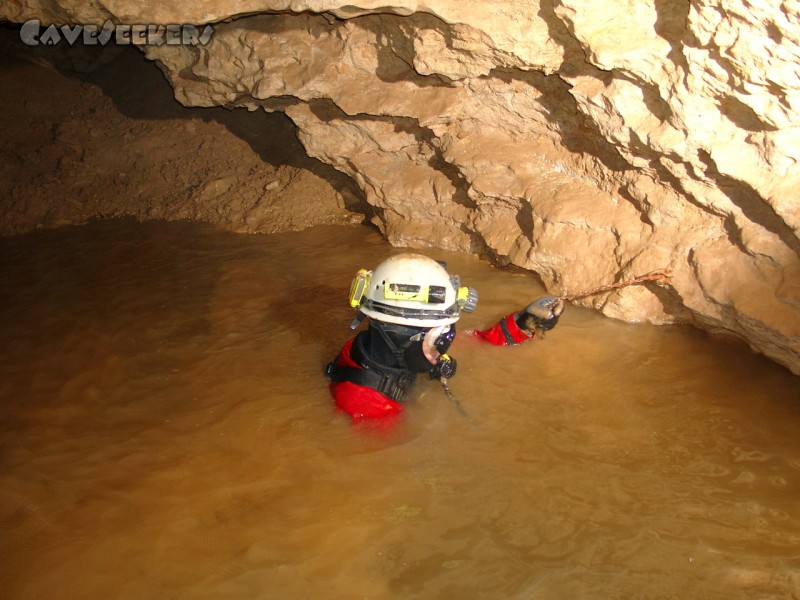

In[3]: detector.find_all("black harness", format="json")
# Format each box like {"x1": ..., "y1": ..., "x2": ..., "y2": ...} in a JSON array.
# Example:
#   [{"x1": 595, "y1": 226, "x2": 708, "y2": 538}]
[
  {"x1": 499, "y1": 316, "x2": 519, "y2": 346},
  {"x1": 325, "y1": 322, "x2": 423, "y2": 402}
]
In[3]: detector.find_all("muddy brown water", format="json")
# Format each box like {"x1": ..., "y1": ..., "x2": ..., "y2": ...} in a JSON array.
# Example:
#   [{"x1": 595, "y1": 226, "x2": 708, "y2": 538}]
[{"x1": 0, "y1": 220, "x2": 798, "y2": 599}]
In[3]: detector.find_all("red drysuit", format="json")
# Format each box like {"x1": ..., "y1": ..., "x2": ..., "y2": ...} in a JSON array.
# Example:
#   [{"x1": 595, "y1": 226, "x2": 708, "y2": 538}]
[
  {"x1": 470, "y1": 313, "x2": 534, "y2": 346},
  {"x1": 329, "y1": 314, "x2": 535, "y2": 421},
  {"x1": 328, "y1": 337, "x2": 405, "y2": 421}
]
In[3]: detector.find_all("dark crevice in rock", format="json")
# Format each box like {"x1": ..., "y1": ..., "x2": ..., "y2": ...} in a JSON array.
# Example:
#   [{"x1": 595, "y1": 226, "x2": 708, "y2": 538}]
[
  {"x1": 428, "y1": 155, "x2": 476, "y2": 210},
  {"x1": 614, "y1": 72, "x2": 675, "y2": 123},
  {"x1": 356, "y1": 14, "x2": 455, "y2": 87},
  {"x1": 615, "y1": 186, "x2": 657, "y2": 229},
  {"x1": 653, "y1": 0, "x2": 691, "y2": 77},
  {"x1": 646, "y1": 157, "x2": 794, "y2": 265},
  {"x1": 721, "y1": 213, "x2": 758, "y2": 256},
  {"x1": 307, "y1": 97, "x2": 481, "y2": 246},
  {"x1": 696, "y1": 149, "x2": 800, "y2": 257},
  {"x1": 765, "y1": 20, "x2": 784, "y2": 43},
  {"x1": 717, "y1": 95, "x2": 775, "y2": 132},
  {"x1": 307, "y1": 98, "x2": 476, "y2": 212},
  {"x1": 647, "y1": 280, "x2": 694, "y2": 322},
  {"x1": 623, "y1": 135, "x2": 723, "y2": 220},
  {"x1": 515, "y1": 200, "x2": 534, "y2": 237},
  {"x1": 230, "y1": 12, "x2": 338, "y2": 40},
  {"x1": 681, "y1": 20, "x2": 779, "y2": 132},
  {"x1": 536, "y1": 0, "x2": 591, "y2": 71},
  {"x1": 492, "y1": 66, "x2": 632, "y2": 173}
]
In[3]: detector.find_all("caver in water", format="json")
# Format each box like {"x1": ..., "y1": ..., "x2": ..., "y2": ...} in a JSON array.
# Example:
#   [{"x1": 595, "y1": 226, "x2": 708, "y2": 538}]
[{"x1": 325, "y1": 254, "x2": 478, "y2": 421}]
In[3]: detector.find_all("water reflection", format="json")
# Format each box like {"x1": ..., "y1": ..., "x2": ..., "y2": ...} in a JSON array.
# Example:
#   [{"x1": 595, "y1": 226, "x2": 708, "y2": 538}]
[{"x1": 0, "y1": 220, "x2": 798, "y2": 599}]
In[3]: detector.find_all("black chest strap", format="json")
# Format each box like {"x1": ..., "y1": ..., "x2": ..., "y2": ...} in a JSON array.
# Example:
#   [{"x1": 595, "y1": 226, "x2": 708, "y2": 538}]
[
  {"x1": 325, "y1": 362, "x2": 414, "y2": 402},
  {"x1": 325, "y1": 332, "x2": 416, "y2": 402}
]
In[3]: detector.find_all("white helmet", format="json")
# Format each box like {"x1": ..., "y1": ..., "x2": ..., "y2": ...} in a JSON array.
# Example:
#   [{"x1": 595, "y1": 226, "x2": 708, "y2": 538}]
[{"x1": 350, "y1": 253, "x2": 476, "y2": 327}]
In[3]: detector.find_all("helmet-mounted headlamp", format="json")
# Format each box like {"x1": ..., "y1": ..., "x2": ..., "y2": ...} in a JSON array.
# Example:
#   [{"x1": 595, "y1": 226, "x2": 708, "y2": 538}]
[
  {"x1": 349, "y1": 268, "x2": 371, "y2": 308},
  {"x1": 347, "y1": 254, "x2": 478, "y2": 327}
]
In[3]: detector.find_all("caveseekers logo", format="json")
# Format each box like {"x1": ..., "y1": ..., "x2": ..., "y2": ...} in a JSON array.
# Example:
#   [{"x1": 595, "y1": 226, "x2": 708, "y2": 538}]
[{"x1": 20, "y1": 19, "x2": 214, "y2": 47}]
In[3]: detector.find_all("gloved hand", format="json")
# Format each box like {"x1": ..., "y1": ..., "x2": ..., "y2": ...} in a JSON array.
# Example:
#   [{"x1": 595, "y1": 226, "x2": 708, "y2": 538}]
[
  {"x1": 516, "y1": 296, "x2": 565, "y2": 333},
  {"x1": 430, "y1": 354, "x2": 457, "y2": 379}
]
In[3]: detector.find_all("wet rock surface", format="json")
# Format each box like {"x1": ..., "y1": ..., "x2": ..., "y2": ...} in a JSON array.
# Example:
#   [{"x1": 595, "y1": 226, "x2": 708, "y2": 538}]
[{"x1": 1, "y1": 2, "x2": 798, "y2": 374}]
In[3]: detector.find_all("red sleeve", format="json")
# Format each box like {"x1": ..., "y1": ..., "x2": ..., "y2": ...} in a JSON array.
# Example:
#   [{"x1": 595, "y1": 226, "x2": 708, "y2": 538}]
[{"x1": 471, "y1": 313, "x2": 534, "y2": 346}]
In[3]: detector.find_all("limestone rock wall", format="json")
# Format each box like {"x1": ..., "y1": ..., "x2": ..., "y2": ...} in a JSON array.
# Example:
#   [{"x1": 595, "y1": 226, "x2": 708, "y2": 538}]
[{"x1": 3, "y1": 1, "x2": 799, "y2": 374}]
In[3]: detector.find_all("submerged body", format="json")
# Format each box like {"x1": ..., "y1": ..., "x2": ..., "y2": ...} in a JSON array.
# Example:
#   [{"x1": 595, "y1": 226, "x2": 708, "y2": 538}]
[
  {"x1": 326, "y1": 261, "x2": 564, "y2": 420},
  {"x1": 325, "y1": 254, "x2": 471, "y2": 421}
]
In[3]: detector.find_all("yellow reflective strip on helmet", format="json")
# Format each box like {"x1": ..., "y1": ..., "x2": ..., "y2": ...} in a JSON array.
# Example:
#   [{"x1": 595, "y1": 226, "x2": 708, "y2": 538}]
[{"x1": 384, "y1": 283, "x2": 428, "y2": 302}]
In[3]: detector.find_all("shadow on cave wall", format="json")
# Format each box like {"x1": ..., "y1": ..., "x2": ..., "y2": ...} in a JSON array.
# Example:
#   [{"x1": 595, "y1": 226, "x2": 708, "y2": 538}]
[
  {"x1": 0, "y1": 24, "x2": 368, "y2": 217},
  {"x1": 533, "y1": 2, "x2": 800, "y2": 260}
]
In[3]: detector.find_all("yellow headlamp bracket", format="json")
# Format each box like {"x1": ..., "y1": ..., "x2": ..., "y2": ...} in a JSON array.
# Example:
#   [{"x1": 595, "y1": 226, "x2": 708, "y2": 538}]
[{"x1": 349, "y1": 269, "x2": 371, "y2": 308}]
